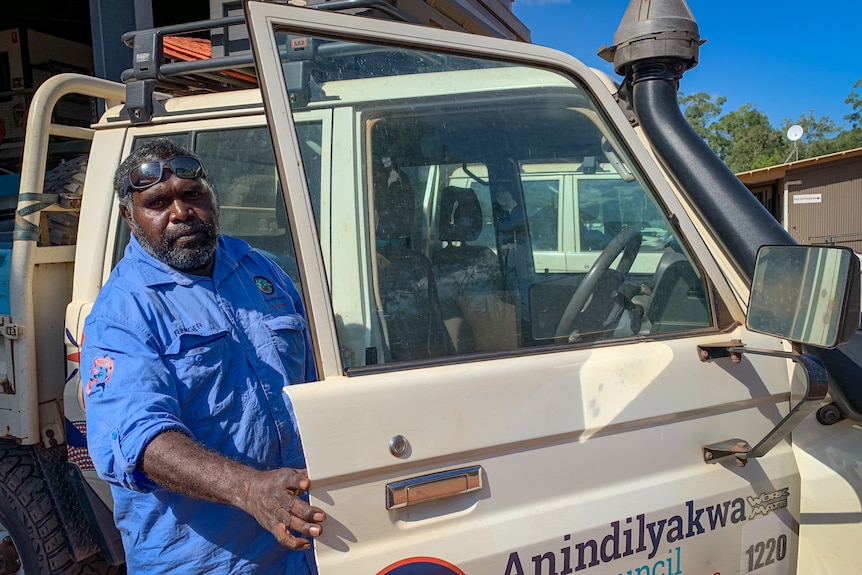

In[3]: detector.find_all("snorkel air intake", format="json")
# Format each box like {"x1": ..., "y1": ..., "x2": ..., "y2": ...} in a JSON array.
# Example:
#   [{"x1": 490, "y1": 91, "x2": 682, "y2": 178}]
[
  {"x1": 601, "y1": 0, "x2": 862, "y2": 421},
  {"x1": 600, "y1": 0, "x2": 793, "y2": 284}
]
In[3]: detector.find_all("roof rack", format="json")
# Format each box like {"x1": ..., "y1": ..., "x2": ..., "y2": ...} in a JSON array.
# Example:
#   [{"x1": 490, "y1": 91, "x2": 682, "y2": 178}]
[{"x1": 121, "y1": 0, "x2": 417, "y2": 124}]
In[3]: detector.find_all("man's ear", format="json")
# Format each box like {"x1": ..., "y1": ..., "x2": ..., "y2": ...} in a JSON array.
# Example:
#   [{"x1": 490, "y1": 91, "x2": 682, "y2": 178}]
[{"x1": 119, "y1": 203, "x2": 133, "y2": 228}]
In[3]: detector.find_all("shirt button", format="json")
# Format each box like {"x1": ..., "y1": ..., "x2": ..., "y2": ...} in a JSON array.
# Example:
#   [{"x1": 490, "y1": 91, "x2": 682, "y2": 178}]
[{"x1": 111, "y1": 430, "x2": 118, "y2": 440}]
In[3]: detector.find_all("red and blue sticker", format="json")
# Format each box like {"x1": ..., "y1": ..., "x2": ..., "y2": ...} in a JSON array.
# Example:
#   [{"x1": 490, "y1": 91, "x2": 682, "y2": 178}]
[
  {"x1": 377, "y1": 557, "x2": 465, "y2": 575},
  {"x1": 85, "y1": 356, "x2": 114, "y2": 395}
]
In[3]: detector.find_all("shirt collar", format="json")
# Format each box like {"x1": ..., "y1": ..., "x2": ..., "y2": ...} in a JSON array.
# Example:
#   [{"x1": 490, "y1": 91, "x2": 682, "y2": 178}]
[{"x1": 125, "y1": 234, "x2": 247, "y2": 287}]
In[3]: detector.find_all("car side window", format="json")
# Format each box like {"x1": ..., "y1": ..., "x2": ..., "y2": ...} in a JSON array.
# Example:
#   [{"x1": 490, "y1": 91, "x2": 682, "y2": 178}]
[
  {"x1": 194, "y1": 127, "x2": 299, "y2": 281},
  {"x1": 271, "y1": 33, "x2": 715, "y2": 370},
  {"x1": 115, "y1": 125, "x2": 324, "y2": 297}
]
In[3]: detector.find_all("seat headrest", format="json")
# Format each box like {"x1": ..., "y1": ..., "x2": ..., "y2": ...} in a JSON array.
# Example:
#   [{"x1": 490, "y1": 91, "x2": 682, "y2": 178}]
[
  {"x1": 375, "y1": 167, "x2": 415, "y2": 241},
  {"x1": 438, "y1": 186, "x2": 483, "y2": 243},
  {"x1": 228, "y1": 173, "x2": 276, "y2": 205}
]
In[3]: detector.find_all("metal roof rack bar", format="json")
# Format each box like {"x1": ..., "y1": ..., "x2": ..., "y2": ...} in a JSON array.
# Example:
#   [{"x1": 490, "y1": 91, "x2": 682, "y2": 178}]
[
  {"x1": 121, "y1": 16, "x2": 247, "y2": 48},
  {"x1": 120, "y1": 0, "x2": 416, "y2": 124}
]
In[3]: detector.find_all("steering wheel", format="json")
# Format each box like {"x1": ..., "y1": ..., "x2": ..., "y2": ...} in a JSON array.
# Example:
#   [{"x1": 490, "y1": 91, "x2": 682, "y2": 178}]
[{"x1": 555, "y1": 226, "x2": 643, "y2": 340}]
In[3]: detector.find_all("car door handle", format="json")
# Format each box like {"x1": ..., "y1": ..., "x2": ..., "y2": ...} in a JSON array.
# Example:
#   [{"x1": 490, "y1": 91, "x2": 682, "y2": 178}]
[{"x1": 386, "y1": 465, "x2": 482, "y2": 510}]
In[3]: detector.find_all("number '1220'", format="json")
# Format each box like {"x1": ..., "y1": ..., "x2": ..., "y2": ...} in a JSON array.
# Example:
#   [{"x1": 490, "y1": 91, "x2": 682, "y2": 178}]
[{"x1": 745, "y1": 534, "x2": 787, "y2": 572}]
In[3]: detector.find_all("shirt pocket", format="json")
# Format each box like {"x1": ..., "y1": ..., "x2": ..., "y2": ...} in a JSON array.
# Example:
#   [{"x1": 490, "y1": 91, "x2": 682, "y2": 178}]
[
  {"x1": 165, "y1": 328, "x2": 243, "y2": 429},
  {"x1": 263, "y1": 313, "x2": 310, "y2": 382}
]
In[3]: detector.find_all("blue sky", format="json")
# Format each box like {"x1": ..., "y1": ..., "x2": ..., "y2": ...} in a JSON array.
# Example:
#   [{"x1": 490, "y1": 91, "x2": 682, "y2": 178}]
[{"x1": 513, "y1": 1, "x2": 862, "y2": 133}]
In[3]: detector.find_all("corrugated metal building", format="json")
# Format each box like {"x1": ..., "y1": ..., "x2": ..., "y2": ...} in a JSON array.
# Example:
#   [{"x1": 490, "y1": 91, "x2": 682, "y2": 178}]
[{"x1": 736, "y1": 147, "x2": 862, "y2": 250}]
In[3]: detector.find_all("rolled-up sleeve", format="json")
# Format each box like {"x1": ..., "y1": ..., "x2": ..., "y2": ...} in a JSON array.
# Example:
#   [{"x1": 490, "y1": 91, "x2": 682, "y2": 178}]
[{"x1": 82, "y1": 314, "x2": 189, "y2": 492}]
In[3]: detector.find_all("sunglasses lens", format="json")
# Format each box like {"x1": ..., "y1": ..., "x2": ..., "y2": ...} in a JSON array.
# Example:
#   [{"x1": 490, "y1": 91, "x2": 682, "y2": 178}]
[
  {"x1": 127, "y1": 156, "x2": 204, "y2": 192},
  {"x1": 170, "y1": 157, "x2": 203, "y2": 179},
  {"x1": 129, "y1": 162, "x2": 163, "y2": 188}
]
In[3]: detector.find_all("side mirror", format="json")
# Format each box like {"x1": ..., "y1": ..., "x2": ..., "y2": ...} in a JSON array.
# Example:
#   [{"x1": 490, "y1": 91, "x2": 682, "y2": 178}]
[{"x1": 747, "y1": 245, "x2": 861, "y2": 349}]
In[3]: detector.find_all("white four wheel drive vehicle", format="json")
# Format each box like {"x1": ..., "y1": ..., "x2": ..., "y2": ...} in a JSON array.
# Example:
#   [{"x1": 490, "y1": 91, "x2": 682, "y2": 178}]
[{"x1": 2, "y1": 1, "x2": 862, "y2": 573}]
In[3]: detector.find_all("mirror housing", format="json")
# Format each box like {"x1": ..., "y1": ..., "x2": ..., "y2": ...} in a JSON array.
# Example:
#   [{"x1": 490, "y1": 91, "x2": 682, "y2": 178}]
[{"x1": 747, "y1": 245, "x2": 861, "y2": 349}]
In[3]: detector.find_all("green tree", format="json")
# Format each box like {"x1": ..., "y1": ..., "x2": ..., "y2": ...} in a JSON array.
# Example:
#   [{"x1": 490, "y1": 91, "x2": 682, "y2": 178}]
[
  {"x1": 833, "y1": 127, "x2": 862, "y2": 151},
  {"x1": 679, "y1": 92, "x2": 726, "y2": 141},
  {"x1": 709, "y1": 104, "x2": 783, "y2": 172},
  {"x1": 837, "y1": 80, "x2": 862, "y2": 151},
  {"x1": 679, "y1": 93, "x2": 783, "y2": 171},
  {"x1": 779, "y1": 112, "x2": 842, "y2": 160},
  {"x1": 678, "y1": 82, "x2": 862, "y2": 172},
  {"x1": 845, "y1": 79, "x2": 862, "y2": 130}
]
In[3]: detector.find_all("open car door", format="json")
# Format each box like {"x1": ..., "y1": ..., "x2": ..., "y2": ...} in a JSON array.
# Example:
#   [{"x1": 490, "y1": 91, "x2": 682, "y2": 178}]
[{"x1": 246, "y1": 2, "x2": 806, "y2": 573}]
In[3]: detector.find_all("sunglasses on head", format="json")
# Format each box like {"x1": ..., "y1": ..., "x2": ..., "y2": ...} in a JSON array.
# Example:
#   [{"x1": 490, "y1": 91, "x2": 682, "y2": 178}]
[{"x1": 127, "y1": 156, "x2": 206, "y2": 192}]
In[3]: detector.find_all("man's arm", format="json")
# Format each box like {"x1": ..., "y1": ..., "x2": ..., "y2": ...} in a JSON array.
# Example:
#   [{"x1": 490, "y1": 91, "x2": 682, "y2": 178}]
[{"x1": 140, "y1": 430, "x2": 325, "y2": 550}]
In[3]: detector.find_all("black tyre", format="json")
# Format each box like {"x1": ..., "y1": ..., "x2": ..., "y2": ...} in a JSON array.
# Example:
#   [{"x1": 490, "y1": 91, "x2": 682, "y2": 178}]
[
  {"x1": 0, "y1": 444, "x2": 124, "y2": 575},
  {"x1": 43, "y1": 156, "x2": 87, "y2": 198}
]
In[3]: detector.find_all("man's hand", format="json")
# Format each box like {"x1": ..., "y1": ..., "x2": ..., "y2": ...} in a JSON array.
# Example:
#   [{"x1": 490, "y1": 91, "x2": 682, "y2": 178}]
[
  {"x1": 242, "y1": 468, "x2": 326, "y2": 550},
  {"x1": 141, "y1": 431, "x2": 325, "y2": 550}
]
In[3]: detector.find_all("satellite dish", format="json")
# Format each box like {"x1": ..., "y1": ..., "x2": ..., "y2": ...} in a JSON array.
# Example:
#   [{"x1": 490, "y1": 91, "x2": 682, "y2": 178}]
[{"x1": 787, "y1": 124, "x2": 804, "y2": 141}]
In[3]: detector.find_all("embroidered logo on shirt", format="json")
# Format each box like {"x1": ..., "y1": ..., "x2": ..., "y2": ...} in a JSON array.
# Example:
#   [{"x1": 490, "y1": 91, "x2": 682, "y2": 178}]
[
  {"x1": 254, "y1": 276, "x2": 275, "y2": 295},
  {"x1": 86, "y1": 356, "x2": 114, "y2": 395}
]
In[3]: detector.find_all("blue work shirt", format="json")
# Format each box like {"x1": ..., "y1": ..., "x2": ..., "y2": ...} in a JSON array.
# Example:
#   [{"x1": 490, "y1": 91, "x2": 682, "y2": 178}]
[{"x1": 82, "y1": 234, "x2": 317, "y2": 574}]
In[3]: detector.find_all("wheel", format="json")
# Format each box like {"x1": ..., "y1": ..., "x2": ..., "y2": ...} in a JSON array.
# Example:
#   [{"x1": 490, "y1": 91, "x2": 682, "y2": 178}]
[
  {"x1": 555, "y1": 226, "x2": 642, "y2": 340},
  {"x1": 0, "y1": 445, "x2": 124, "y2": 575}
]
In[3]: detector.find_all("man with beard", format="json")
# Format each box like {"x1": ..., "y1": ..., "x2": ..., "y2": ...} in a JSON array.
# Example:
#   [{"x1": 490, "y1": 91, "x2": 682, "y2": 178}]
[{"x1": 81, "y1": 139, "x2": 325, "y2": 574}]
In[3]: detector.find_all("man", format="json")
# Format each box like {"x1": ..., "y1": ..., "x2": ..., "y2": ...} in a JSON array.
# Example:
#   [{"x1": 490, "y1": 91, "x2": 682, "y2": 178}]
[{"x1": 82, "y1": 138, "x2": 325, "y2": 574}]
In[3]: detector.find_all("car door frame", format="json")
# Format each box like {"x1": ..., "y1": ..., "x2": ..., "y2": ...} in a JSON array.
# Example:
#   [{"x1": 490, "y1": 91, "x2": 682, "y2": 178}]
[{"x1": 246, "y1": 4, "x2": 803, "y2": 575}]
